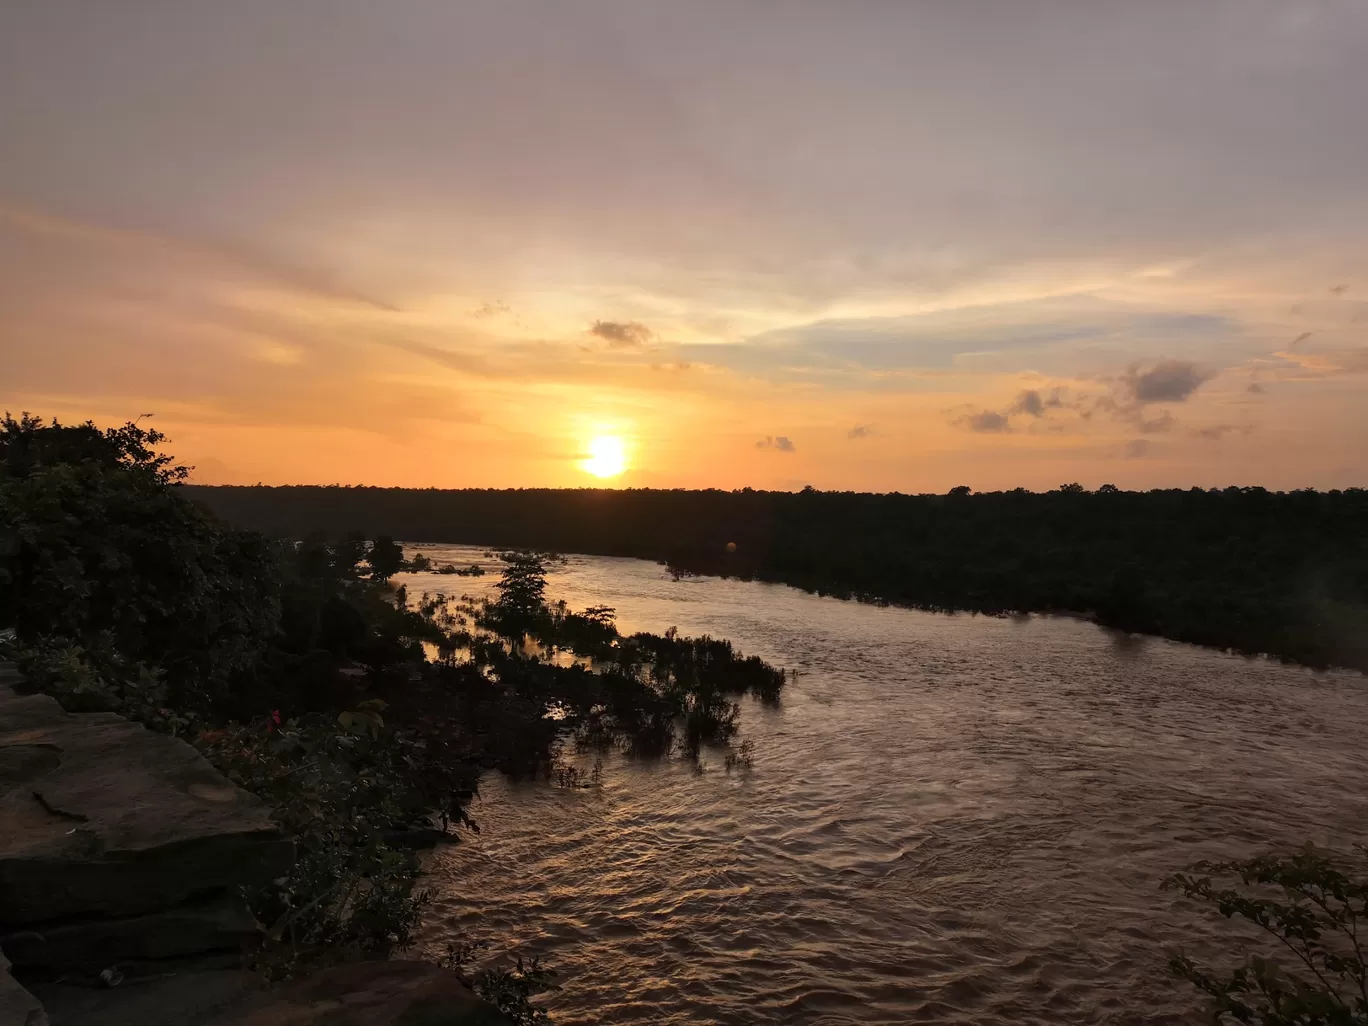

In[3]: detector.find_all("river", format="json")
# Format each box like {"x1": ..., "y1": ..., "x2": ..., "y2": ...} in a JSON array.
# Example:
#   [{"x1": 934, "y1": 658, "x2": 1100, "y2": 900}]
[{"x1": 396, "y1": 544, "x2": 1368, "y2": 1025}]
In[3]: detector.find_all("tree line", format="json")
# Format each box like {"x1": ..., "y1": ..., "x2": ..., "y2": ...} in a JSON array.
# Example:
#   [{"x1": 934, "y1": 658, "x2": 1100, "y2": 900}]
[{"x1": 189, "y1": 482, "x2": 1368, "y2": 673}]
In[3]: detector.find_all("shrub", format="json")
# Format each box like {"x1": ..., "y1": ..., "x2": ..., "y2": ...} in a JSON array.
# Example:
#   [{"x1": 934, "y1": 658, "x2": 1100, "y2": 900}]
[{"x1": 1165, "y1": 845, "x2": 1368, "y2": 1024}]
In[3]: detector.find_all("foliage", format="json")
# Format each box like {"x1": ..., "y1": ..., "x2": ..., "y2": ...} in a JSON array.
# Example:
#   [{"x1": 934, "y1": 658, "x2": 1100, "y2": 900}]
[
  {"x1": 200, "y1": 708, "x2": 440, "y2": 974},
  {"x1": 366, "y1": 534, "x2": 405, "y2": 582},
  {"x1": 1, "y1": 413, "x2": 281, "y2": 718},
  {"x1": 188, "y1": 482, "x2": 1368, "y2": 672},
  {"x1": 441, "y1": 941, "x2": 557, "y2": 1026},
  {"x1": 1165, "y1": 845, "x2": 1368, "y2": 1024},
  {"x1": 488, "y1": 551, "x2": 554, "y2": 633},
  {"x1": 0, "y1": 413, "x2": 469, "y2": 974}
]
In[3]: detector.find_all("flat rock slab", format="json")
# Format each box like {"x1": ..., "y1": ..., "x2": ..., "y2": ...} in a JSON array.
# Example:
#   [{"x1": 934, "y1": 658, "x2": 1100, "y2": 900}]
[
  {"x1": 3, "y1": 896, "x2": 257, "y2": 971},
  {"x1": 0, "y1": 665, "x2": 292, "y2": 925},
  {"x1": 28, "y1": 970, "x2": 263, "y2": 1026},
  {"x1": 31, "y1": 963, "x2": 507, "y2": 1026},
  {"x1": 211, "y1": 961, "x2": 509, "y2": 1026}
]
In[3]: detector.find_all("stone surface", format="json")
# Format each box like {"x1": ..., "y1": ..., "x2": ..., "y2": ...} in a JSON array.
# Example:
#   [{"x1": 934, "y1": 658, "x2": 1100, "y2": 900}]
[
  {"x1": 2, "y1": 897, "x2": 257, "y2": 971},
  {"x1": 30, "y1": 963, "x2": 507, "y2": 1026},
  {"x1": 1, "y1": 950, "x2": 47, "y2": 1026},
  {"x1": 0, "y1": 666, "x2": 293, "y2": 927},
  {"x1": 210, "y1": 961, "x2": 509, "y2": 1026},
  {"x1": 28, "y1": 970, "x2": 264, "y2": 1026}
]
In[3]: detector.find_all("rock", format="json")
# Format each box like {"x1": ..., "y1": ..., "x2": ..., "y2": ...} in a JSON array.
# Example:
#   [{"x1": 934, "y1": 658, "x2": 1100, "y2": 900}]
[
  {"x1": 29, "y1": 963, "x2": 508, "y2": 1026},
  {"x1": 2, "y1": 896, "x2": 257, "y2": 972},
  {"x1": 209, "y1": 961, "x2": 509, "y2": 1026},
  {"x1": 1, "y1": 950, "x2": 47, "y2": 1026},
  {"x1": 27, "y1": 970, "x2": 264, "y2": 1026},
  {"x1": 0, "y1": 669, "x2": 292, "y2": 928}
]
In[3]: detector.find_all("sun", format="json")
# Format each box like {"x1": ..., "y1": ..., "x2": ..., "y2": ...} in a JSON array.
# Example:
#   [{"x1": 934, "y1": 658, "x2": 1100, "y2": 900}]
[{"x1": 581, "y1": 434, "x2": 628, "y2": 479}]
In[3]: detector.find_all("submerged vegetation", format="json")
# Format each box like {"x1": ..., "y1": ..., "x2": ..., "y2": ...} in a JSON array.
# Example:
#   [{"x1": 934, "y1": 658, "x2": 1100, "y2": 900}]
[{"x1": 0, "y1": 413, "x2": 783, "y2": 994}]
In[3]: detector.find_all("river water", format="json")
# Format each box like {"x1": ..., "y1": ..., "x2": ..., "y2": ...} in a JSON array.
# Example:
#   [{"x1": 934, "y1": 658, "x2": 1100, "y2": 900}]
[{"x1": 398, "y1": 545, "x2": 1368, "y2": 1026}]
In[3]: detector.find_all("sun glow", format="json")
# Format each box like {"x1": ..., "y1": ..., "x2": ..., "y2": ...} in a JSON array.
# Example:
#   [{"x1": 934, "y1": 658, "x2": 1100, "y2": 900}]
[{"x1": 581, "y1": 434, "x2": 628, "y2": 479}]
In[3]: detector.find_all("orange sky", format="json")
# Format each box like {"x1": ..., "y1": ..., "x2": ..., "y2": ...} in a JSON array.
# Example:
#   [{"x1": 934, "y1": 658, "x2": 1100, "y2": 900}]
[{"x1": 2, "y1": 3, "x2": 1365, "y2": 491}]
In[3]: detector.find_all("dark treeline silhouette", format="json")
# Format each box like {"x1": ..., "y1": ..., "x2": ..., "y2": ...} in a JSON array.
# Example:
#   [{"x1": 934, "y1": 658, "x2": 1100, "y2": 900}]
[{"x1": 189, "y1": 483, "x2": 1368, "y2": 673}]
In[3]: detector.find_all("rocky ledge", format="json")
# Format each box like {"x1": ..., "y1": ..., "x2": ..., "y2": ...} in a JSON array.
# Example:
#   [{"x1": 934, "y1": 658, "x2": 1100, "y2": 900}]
[
  {"x1": 27, "y1": 960, "x2": 506, "y2": 1026},
  {"x1": 0, "y1": 661, "x2": 292, "y2": 978}
]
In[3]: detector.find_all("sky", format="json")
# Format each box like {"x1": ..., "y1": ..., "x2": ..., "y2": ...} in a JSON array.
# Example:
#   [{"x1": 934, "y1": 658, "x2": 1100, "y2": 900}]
[{"x1": 2, "y1": 1, "x2": 1366, "y2": 492}]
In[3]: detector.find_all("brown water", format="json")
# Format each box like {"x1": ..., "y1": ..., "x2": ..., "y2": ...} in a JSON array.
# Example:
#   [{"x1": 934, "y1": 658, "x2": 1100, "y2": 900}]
[{"x1": 398, "y1": 545, "x2": 1368, "y2": 1025}]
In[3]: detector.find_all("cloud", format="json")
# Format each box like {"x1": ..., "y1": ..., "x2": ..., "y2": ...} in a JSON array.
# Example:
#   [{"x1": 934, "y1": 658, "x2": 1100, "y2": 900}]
[
  {"x1": 756, "y1": 435, "x2": 796, "y2": 452},
  {"x1": 848, "y1": 424, "x2": 873, "y2": 439},
  {"x1": 1291, "y1": 331, "x2": 1313, "y2": 347},
  {"x1": 962, "y1": 410, "x2": 1011, "y2": 433},
  {"x1": 1192, "y1": 423, "x2": 1249, "y2": 440},
  {"x1": 708, "y1": 303, "x2": 1237, "y2": 387},
  {"x1": 1138, "y1": 411, "x2": 1174, "y2": 434},
  {"x1": 1122, "y1": 359, "x2": 1214, "y2": 403},
  {"x1": 1123, "y1": 439, "x2": 1153, "y2": 460},
  {"x1": 1010, "y1": 388, "x2": 1066, "y2": 418},
  {"x1": 1247, "y1": 382, "x2": 1266, "y2": 393},
  {"x1": 1330, "y1": 284, "x2": 1349, "y2": 295},
  {"x1": 471, "y1": 301, "x2": 511, "y2": 319},
  {"x1": 1013, "y1": 390, "x2": 1045, "y2": 417},
  {"x1": 590, "y1": 320, "x2": 654, "y2": 348}
]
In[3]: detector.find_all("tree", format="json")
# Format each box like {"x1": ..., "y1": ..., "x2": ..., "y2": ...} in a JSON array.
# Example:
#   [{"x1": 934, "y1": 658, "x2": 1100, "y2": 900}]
[
  {"x1": 494, "y1": 551, "x2": 549, "y2": 620},
  {"x1": 366, "y1": 536, "x2": 405, "y2": 582},
  {"x1": 0, "y1": 413, "x2": 280, "y2": 717},
  {"x1": 1059, "y1": 482, "x2": 1086, "y2": 494}
]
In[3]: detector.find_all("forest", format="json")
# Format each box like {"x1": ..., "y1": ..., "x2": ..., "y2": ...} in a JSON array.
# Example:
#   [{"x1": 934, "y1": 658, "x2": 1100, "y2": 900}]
[{"x1": 191, "y1": 483, "x2": 1368, "y2": 673}]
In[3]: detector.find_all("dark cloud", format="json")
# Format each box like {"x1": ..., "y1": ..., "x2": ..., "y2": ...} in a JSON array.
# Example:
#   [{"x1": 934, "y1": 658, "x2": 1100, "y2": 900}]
[
  {"x1": 1330, "y1": 284, "x2": 1349, "y2": 295},
  {"x1": 963, "y1": 410, "x2": 1010, "y2": 433},
  {"x1": 1247, "y1": 382, "x2": 1266, "y2": 393},
  {"x1": 1123, "y1": 439, "x2": 1153, "y2": 460},
  {"x1": 756, "y1": 435, "x2": 796, "y2": 452},
  {"x1": 1010, "y1": 388, "x2": 1066, "y2": 418},
  {"x1": 1014, "y1": 390, "x2": 1045, "y2": 417},
  {"x1": 590, "y1": 320, "x2": 653, "y2": 348},
  {"x1": 1291, "y1": 331, "x2": 1313, "y2": 347},
  {"x1": 1122, "y1": 359, "x2": 1214, "y2": 403},
  {"x1": 848, "y1": 424, "x2": 872, "y2": 439}
]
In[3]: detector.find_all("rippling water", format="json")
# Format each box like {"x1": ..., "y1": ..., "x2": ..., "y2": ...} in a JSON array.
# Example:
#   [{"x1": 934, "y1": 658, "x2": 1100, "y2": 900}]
[{"x1": 398, "y1": 545, "x2": 1368, "y2": 1025}]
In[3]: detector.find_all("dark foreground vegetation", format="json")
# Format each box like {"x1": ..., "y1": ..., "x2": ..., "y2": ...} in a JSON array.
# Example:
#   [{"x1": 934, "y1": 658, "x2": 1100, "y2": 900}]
[
  {"x1": 0, "y1": 414, "x2": 780, "y2": 1019},
  {"x1": 190, "y1": 483, "x2": 1368, "y2": 673}
]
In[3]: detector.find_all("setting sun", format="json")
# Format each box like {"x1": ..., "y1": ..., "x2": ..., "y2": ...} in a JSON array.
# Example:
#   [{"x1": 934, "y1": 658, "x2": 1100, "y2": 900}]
[{"x1": 581, "y1": 434, "x2": 628, "y2": 479}]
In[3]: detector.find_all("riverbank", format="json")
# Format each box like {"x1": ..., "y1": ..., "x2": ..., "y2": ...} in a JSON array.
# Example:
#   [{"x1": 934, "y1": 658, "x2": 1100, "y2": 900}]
[{"x1": 187, "y1": 484, "x2": 1368, "y2": 674}]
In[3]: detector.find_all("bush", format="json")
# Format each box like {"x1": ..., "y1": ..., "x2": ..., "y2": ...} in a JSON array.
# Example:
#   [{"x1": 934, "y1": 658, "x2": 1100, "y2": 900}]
[{"x1": 1165, "y1": 845, "x2": 1368, "y2": 1024}]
